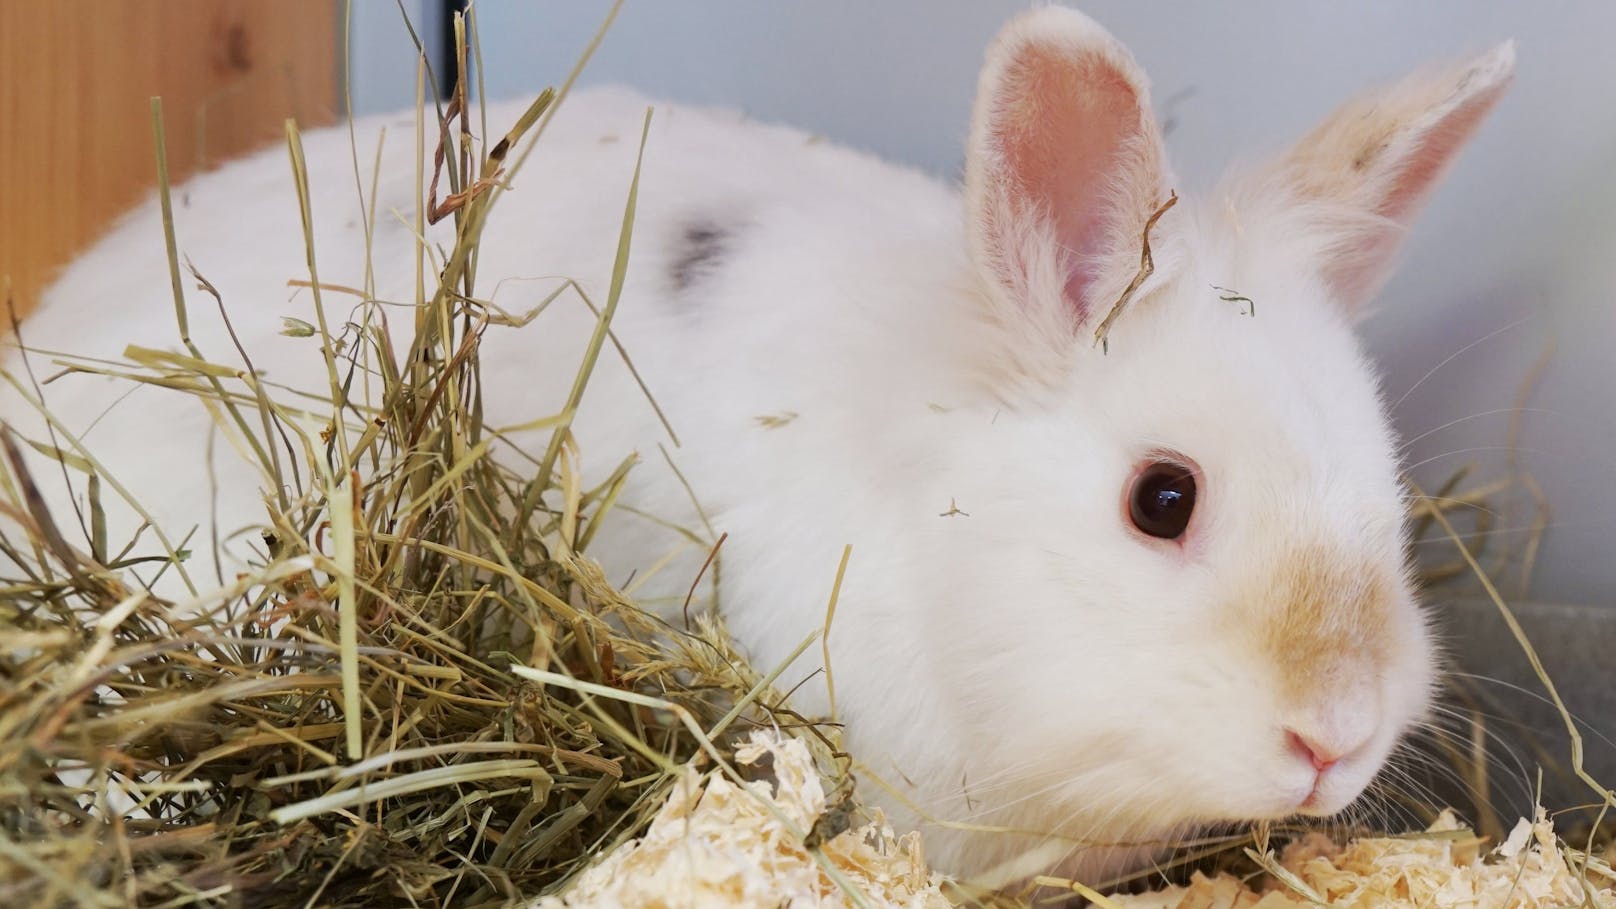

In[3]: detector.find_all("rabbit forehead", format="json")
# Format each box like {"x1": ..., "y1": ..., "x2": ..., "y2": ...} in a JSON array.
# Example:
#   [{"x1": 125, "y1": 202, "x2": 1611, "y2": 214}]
[
  {"x1": 1074, "y1": 281, "x2": 1397, "y2": 488},
  {"x1": 1089, "y1": 195, "x2": 1400, "y2": 460}
]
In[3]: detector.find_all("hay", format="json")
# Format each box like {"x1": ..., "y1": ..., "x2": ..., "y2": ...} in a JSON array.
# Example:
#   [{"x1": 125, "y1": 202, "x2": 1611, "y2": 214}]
[
  {"x1": 0, "y1": 7, "x2": 865, "y2": 907},
  {"x1": 0, "y1": 5, "x2": 1609, "y2": 908}
]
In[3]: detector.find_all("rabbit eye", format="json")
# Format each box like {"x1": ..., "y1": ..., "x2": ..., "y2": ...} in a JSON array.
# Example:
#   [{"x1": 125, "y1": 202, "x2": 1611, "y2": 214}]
[{"x1": 1128, "y1": 461, "x2": 1197, "y2": 540}]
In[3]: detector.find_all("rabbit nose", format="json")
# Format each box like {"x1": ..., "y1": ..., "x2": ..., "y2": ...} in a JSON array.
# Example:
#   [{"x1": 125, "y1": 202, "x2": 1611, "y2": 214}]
[
  {"x1": 1283, "y1": 680, "x2": 1379, "y2": 774},
  {"x1": 1285, "y1": 729, "x2": 1342, "y2": 772}
]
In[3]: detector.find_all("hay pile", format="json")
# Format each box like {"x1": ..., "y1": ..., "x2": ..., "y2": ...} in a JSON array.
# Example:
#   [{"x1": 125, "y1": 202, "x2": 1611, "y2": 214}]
[
  {"x1": 0, "y1": 7, "x2": 1610, "y2": 909},
  {"x1": 0, "y1": 9, "x2": 869, "y2": 906}
]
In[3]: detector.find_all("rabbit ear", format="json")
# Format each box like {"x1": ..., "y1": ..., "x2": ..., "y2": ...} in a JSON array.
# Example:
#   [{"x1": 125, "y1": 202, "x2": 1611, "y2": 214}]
[
  {"x1": 1271, "y1": 43, "x2": 1514, "y2": 313},
  {"x1": 965, "y1": 8, "x2": 1172, "y2": 341}
]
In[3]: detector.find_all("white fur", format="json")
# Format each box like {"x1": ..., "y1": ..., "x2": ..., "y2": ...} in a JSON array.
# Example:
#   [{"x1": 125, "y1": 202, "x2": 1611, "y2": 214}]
[{"x1": 1, "y1": 8, "x2": 1511, "y2": 885}]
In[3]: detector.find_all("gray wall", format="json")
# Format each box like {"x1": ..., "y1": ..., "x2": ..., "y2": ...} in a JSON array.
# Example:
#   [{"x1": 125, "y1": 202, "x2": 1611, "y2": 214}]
[
  {"x1": 348, "y1": 0, "x2": 436, "y2": 114},
  {"x1": 352, "y1": 2, "x2": 1616, "y2": 607}
]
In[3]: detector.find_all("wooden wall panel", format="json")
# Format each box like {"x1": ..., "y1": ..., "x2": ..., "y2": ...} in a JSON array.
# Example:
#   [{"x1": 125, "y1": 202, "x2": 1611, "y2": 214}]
[{"x1": 0, "y1": 1, "x2": 339, "y2": 318}]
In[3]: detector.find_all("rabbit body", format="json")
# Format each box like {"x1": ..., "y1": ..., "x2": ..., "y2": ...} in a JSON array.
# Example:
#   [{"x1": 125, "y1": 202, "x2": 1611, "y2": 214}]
[{"x1": 2, "y1": 9, "x2": 1514, "y2": 883}]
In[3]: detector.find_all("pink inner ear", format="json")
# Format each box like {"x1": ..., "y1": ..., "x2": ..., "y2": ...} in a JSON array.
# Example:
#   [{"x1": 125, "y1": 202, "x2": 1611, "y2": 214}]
[
  {"x1": 1326, "y1": 86, "x2": 1508, "y2": 308},
  {"x1": 994, "y1": 46, "x2": 1143, "y2": 318},
  {"x1": 1379, "y1": 103, "x2": 1496, "y2": 225}
]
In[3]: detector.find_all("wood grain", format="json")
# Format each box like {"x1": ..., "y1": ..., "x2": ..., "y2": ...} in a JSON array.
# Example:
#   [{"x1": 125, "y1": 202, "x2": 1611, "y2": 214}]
[{"x1": 0, "y1": 1, "x2": 339, "y2": 319}]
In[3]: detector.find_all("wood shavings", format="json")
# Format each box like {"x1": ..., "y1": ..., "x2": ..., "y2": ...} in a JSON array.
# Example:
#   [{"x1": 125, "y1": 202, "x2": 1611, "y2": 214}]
[
  {"x1": 532, "y1": 731, "x2": 951, "y2": 908},
  {"x1": 1113, "y1": 810, "x2": 1614, "y2": 909}
]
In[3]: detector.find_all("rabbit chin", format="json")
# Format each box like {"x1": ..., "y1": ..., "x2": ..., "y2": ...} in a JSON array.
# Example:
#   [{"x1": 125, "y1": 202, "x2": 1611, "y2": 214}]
[
  {"x1": 899, "y1": 703, "x2": 1417, "y2": 886},
  {"x1": 914, "y1": 784, "x2": 1366, "y2": 888}
]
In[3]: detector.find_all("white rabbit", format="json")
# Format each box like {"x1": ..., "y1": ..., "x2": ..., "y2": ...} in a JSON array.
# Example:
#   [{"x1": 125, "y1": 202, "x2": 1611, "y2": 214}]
[{"x1": 2, "y1": 7, "x2": 1512, "y2": 885}]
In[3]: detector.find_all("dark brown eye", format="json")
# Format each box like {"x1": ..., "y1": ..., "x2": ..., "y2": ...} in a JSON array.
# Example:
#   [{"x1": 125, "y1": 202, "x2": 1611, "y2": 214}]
[{"x1": 1129, "y1": 461, "x2": 1197, "y2": 540}]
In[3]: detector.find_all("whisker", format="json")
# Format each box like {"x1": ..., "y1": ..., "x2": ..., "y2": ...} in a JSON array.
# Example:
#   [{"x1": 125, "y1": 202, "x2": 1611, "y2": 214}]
[
  {"x1": 1398, "y1": 407, "x2": 1564, "y2": 454},
  {"x1": 1390, "y1": 315, "x2": 1535, "y2": 412},
  {"x1": 1402, "y1": 445, "x2": 1559, "y2": 474}
]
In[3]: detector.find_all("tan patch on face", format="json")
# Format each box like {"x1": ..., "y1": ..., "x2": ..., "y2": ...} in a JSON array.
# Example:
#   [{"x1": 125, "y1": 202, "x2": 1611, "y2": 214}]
[{"x1": 1253, "y1": 545, "x2": 1402, "y2": 705}]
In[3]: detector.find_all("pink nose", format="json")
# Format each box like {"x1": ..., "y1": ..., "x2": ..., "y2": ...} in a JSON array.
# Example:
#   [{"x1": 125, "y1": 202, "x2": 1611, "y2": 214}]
[{"x1": 1286, "y1": 729, "x2": 1341, "y2": 773}]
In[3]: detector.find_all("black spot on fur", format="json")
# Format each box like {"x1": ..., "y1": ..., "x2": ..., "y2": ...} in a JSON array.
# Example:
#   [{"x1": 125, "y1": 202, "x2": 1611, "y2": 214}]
[{"x1": 669, "y1": 221, "x2": 729, "y2": 292}]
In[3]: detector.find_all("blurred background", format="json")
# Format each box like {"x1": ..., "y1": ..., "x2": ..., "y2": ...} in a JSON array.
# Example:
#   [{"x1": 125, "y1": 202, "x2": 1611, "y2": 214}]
[{"x1": 4, "y1": 1, "x2": 1612, "y2": 822}]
